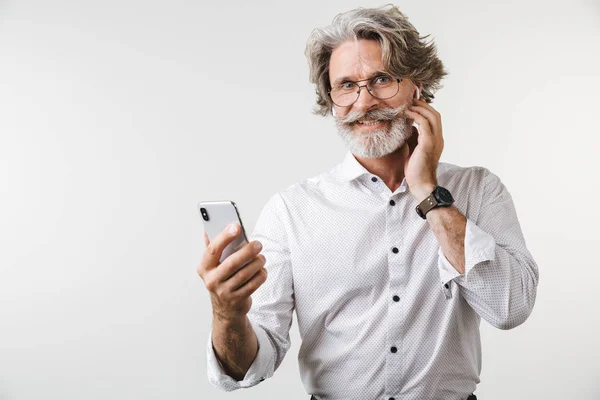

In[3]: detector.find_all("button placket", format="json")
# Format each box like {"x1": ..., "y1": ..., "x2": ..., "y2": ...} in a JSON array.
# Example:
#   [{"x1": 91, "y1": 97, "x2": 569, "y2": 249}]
[{"x1": 385, "y1": 196, "x2": 404, "y2": 396}]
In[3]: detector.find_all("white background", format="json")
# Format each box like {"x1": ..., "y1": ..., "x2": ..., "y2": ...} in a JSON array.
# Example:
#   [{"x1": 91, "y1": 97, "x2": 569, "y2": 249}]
[{"x1": 1, "y1": 0, "x2": 599, "y2": 399}]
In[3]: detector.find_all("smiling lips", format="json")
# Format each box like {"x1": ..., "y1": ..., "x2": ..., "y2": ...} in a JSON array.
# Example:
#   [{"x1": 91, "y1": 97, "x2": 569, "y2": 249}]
[
  {"x1": 354, "y1": 119, "x2": 390, "y2": 128},
  {"x1": 357, "y1": 119, "x2": 383, "y2": 125}
]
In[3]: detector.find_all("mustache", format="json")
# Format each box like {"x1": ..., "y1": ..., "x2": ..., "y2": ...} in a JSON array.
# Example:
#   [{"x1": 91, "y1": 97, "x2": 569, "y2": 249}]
[{"x1": 339, "y1": 105, "x2": 409, "y2": 125}]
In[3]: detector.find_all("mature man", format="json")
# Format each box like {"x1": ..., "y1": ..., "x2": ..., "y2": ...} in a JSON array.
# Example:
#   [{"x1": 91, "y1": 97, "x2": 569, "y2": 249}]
[{"x1": 198, "y1": 5, "x2": 539, "y2": 400}]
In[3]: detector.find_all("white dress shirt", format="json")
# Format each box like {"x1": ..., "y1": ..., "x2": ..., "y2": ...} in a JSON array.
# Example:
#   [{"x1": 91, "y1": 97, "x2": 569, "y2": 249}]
[{"x1": 206, "y1": 151, "x2": 539, "y2": 400}]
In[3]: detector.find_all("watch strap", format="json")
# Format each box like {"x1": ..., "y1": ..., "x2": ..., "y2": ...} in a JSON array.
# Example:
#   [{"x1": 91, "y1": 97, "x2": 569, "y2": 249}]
[
  {"x1": 415, "y1": 186, "x2": 454, "y2": 219},
  {"x1": 416, "y1": 193, "x2": 439, "y2": 219}
]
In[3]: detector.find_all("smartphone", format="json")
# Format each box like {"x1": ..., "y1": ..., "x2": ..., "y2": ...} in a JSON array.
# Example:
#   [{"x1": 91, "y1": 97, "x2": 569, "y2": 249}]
[{"x1": 198, "y1": 201, "x2": 249, "y2": 263}]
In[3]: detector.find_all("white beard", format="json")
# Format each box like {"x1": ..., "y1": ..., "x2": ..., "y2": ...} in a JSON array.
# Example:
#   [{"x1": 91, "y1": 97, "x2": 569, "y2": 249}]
[{"x1": 334, "y1": 105, "x2": 413, "y2": 159}]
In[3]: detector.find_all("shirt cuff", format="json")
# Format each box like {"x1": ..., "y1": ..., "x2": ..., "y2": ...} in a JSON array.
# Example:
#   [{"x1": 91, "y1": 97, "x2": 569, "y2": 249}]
[
  {"x1": 437, "y1": 218, "x2": 496, "y2": 295},
  {"x1": 206, "y1": 319, "x2": 275, "y2": 391}
]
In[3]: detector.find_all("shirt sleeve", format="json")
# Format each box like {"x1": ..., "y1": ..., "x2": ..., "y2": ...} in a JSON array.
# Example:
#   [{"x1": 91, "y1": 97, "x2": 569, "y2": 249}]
[
  {"x1": 205, "y1": 193, "x2": 295, "y2": 390},
  {"x1": 206, "y1": 319, "x2": 275, "y2": 391},
  {"x1": 436, "y1": 168, "x2": 539, "y2": 330}
]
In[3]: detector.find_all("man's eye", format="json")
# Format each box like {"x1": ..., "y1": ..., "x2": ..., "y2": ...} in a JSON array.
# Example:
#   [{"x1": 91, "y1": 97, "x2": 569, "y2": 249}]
[{"x1": 373, "y1": 75, "x2": 392, "y2": 84}]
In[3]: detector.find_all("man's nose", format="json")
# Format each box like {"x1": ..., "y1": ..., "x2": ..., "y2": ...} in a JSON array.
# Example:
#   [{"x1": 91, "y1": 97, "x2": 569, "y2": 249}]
[{"x1": 352, "y1": 86, "x2": 379, "y2": 111}]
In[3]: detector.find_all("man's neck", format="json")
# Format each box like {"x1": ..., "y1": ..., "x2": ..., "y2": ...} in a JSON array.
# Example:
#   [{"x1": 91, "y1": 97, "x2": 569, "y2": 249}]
[{"x1": 354, "y1": 142, "x2": 410, "y2": 193}]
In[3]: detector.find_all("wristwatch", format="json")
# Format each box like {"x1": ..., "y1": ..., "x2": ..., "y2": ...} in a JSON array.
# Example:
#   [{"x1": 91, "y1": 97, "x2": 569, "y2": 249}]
[{"x1": 415, "y1": 186, "x2": 454, "y2": 219}]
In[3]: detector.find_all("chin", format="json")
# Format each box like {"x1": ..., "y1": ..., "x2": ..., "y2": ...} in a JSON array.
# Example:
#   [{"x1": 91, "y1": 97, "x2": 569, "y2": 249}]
[{"x1": 350, "y1": 138, "x2": 406, "y2": 159}]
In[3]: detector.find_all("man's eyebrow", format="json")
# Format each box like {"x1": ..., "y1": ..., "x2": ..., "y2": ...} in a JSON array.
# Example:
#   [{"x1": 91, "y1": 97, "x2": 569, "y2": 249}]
[{"x1": 331, "y1": 72, "x2": 387, "y2": 87}]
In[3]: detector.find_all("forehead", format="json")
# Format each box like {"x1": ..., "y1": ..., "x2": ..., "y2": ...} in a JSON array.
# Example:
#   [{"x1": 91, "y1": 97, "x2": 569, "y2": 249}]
[{"x1": 329, "y1": 39, "x2": 385, "y2": 83}]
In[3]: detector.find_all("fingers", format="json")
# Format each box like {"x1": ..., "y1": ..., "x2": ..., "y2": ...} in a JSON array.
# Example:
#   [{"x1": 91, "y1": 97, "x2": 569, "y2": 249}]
[
  {"x1": 409, "y1": 106, "x2": 438, "y2": 127},
  {"x1": 214, "y1": 240, "x2": 264, "y2": 283},
  {"x1": 412, "y1": 98, "x2": 440, "y2": 117},
  {"x1": 406, "y1": 99, "x2": 443, "y2": 140},
  {"x1": 200, "y1": 223, "x2": 242, "y2": 272},
  {"x1": 234, "y1": 264, "x2": 268, "y2": 298},
  {"x1": 197, "y1": 225, "x2": 268, "y2": 321},
  {"x1": 405, "y1": 109, "x2": 432, "y2": 139},
  {"x1": 201, "y1": 250, "x2": 267, "y2": 305},
  {"x1": 225, "y1": 254, "x2": 267, "y2": 291}
]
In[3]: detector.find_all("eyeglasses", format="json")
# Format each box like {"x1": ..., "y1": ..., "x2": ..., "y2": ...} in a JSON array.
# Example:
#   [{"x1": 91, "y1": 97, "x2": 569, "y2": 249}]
[{"x1": 328, "y1": 74, "x2": 402, "y2": 107}]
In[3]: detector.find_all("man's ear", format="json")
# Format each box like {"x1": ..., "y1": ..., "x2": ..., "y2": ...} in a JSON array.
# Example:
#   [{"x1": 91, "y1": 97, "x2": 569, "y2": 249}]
[{"x1": 414, "y1": 83, "x2": 424, "y2": 100}]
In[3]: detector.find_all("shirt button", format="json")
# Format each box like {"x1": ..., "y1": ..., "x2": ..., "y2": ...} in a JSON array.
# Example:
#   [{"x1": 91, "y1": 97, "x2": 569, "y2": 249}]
[
  {"x1": 371, "y1": 176, "x2": 378, "y2": 182},
  {"x1": 444, "y1": 283, "x2": 449, "y2": 289},
  {"x1": 389, "y1": 398, "x2": 396, "y2": 400},
  {"x1": 390, "y1": 346, "x2": 398, "y2": 353},
  {"x1": 392, "y1": 247, "x2": 399, "y2": 254},
  {"x1": 393, "y1": 295, "x2": 400, "y2": 302},
  {"x1": 389, "y1": 199, "x2": 396, "y2": 206}
]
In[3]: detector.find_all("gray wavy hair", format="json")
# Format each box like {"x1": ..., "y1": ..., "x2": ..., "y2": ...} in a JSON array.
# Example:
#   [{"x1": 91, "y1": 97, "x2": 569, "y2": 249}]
[{"x1": 305, "y1": 4, "x2": 448, "y2": 116}]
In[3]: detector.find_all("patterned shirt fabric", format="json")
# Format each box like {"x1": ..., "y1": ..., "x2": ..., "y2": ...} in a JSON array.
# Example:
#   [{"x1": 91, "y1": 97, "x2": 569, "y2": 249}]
[{"x1": 206, "y1": 151, "x2": 539, "y2": 400}]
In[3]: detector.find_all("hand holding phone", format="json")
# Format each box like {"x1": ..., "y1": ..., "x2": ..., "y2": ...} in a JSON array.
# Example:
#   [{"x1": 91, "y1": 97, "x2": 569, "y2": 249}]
[{"x1": 197, "y1": 201, "x2": 267, "y2": 321}]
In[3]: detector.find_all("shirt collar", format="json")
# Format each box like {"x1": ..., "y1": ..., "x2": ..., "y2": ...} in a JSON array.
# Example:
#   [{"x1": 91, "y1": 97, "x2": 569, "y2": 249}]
[
  {"x1": 338, "y1": 150, "x2": 408, "y2": 192},
  {"x1": 339, "y1": 151, "x2": 371, "y2": 182}
]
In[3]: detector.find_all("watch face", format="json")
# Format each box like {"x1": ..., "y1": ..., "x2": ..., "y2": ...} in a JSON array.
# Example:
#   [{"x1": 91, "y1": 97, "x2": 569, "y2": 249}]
[{"x1": 435, "y1": 187, "x2": 454, "y2": 204}]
